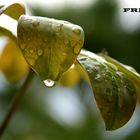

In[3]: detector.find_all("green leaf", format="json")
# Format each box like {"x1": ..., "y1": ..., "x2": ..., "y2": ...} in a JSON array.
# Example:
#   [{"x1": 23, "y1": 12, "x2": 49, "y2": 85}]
[
  {"x1": 17, "y1": 15, "x2": 84, "y2": 86},
  {"x1": 99, "y1": 54, "x2": 140, "y2": 103},
  {"x1": 78, "y1": 50, "x2": 137, "y2": 130},
  {"x1": 0, "y1": 2, "x2": 25, "y2": 20}
]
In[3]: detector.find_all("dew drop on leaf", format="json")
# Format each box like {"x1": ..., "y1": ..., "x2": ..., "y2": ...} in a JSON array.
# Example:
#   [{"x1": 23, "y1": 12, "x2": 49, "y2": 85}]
[
  {"x1": 70, "y1": 64, "x2": 75, "y2": 69},
  {"x1": 20, "y1": 44, "x2": 26, "y2": 50},
  {"x1": 17, "y1": 15, "x2": 84, "y2": 81},
  {"x1": 43, "y1": 79, "x2": 55, "y2": 87},
  {"x1": 29, "y1": 49, "x2": 34, "y2": 53},
  {"x1": 32, "y1": 21, "x2": 40, "y2": 27},
  {"x1": 28, "y1": 59, "x2": 35, "y2": 66},
  {"x1": 73, "y1": 44, "x2": 80, "y2": 54},
  {"x1": 94, "y1": 74, "x2": 101, "y2": 81},
  {"x1": 72, "y1": 27, "x2": 81, "y2": 35},
  {"x1": 37, "y1": 49, "x2": 43, "y2": 56}
]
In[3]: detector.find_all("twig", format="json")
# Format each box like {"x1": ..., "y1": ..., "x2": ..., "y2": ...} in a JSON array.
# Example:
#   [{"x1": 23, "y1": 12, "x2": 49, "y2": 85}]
[{"x1": 0, "y1": 69, "x2": 34, "y2": 138}]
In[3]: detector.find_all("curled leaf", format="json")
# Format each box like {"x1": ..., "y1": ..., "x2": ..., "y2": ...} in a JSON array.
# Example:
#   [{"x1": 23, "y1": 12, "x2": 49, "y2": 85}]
[
  {"x1": 0, "y1": 2, "x2": 25, "y2": 20},
  {"x1": 78, "y1": 50, "x2": 137, "y2": 130},
  {"x1": 17, "y1": 15, "x2": 84, "y2": 85},
  {"x1": 99, "y1": 54, "x2": 140, "y2": 104}
]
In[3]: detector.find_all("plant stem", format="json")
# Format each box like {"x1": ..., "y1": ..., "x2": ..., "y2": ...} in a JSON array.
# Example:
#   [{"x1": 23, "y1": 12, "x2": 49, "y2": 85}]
[{"x1": 0, "y1": 69, "x2": 34, "y2": 138}]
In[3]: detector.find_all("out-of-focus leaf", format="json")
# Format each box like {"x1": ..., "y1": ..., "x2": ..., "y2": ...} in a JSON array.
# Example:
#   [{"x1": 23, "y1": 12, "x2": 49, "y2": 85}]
[
  {"x1": 0, "y1": 5, "x2": 4, "y2": 9},
  {"x1": 0, "y1": 2, "x2": 25, "y2": 20},
  {"x1": 59, "y1": 61, "x2": 90, "y2": 87},
  {"x1": 59, "y1": 63, "x2": 80, "y2": 87},
  {"x1": 99, "y1": 54, "x2": 140, "y2": 103},
  {"x1": 78, "y1": 50, "x2": 137, "y2": 130},
  {"x1": 0, "y1": 26, "x2": 16, "y2": 42},
  {"x1": 0, "y1": 39, "x2": 28, "y2": 84},
  {"x1": 17, "y1": 15, "x2": 84, "y2": 86},
  {"x1": 0, "y1": 24, "x2": 27, "y2": 83}
]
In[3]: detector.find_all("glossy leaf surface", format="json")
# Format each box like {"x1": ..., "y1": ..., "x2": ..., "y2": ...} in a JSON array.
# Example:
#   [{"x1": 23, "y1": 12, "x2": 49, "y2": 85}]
[
  {"x1": 78, "y1": 50, "x2": 137, "y2": 130},
  {"x1": 99, "y1": 54, "x2": 140, "y2": 103},
  {"x1": 0, "y1": 2, "x2": 25, "y2": 20},
  {"x1": 17, "y1": 15, "x2": 84, "y2": 82}
]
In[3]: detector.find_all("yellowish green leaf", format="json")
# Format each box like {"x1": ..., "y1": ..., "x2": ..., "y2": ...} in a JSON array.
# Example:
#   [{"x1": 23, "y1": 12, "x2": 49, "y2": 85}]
[
  {"x1": 99, "y1": 54, "x2": 140, "y2": 103},
  {"x1": 78, "y1": 50, "x2": 137, "y2": 130},
  {"x1": 0, "y1": 26, "x2": 16, "y2": 42},
  {"x1": 17, "y1": 15, "x2": 84, "y2": 86},
  {"x1": 0, "y1": 39, "x2": 28, "y2": 84},
  {"x1": 0, "y1": 2, "x2": 25, "y2": 20},
  {"x1": 59, "y1": 63, "x2": 80, "y2": 87}
]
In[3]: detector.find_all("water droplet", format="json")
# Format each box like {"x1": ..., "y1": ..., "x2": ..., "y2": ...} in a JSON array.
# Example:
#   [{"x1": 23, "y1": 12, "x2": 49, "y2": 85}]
[
  {"x1": 20, "y1": 44, "x2": 26, "y2": 50},
  {"x1": 63, "y1": 21, "x2": 71, "y2": 24},
  {"x1": 43, "y1": 79, "x2": 55, "y2": 87},
  {"x1": 70, "y1": 64, "x2": 75, "y2": 69},
  {"x1": 62, "y1": 52, "x2": 66, "y2": 56},
  {"x1": 28, "y1": 59, "x2": 35, "y2": 66},
  {"x1": 53, "y1": 23, "x2": 63, "y2": 35},
  {"x1": 37, "y1": 49, "x2": 43, "y2": 56},
  {"x1": 72, "y1": 27, "x2": 81, "y2": 35},
  {"x1": 94, "y1": 74, "x2": 102, "y2": 81},
  {"x1": 73, "y1": 44, "x2": 80, "y2": 54},
  {"x1": 32, "y1": 21, "x2": 40, "y2": 27},
  {"x1": 29, "y1": 49, "x2": 34, "y2": 53}
]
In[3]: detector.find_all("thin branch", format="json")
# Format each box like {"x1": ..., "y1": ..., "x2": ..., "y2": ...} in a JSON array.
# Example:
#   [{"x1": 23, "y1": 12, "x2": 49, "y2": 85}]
[{"x1": 0, "y1": 69, "x2": 34, "y2": 138}]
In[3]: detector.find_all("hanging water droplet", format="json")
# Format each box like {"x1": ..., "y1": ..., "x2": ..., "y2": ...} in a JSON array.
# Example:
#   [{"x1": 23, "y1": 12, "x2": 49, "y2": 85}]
[
  {"x1": 43, "y1": 79, "x2": 55, "y2": 87},
  {"x1": 73, "y1": 44, "x2": 80, "y2": 54},
  {"x1": 37, "y1": 49, "x2": 43, "y2": 56},
  {"x1": 72, "y1": 27, "x2": 81, "y2": 35},
  {"x1": 32, "y1": 21, "x2": 40, "y2": 27}
]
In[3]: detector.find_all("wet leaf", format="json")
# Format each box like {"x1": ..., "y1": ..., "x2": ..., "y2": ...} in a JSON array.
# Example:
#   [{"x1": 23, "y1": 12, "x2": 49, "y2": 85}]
[
  {"x1": 0, "y1": 39, "x2": 28, "y2": 84},
  {"x1": 99, "y1": 54, "x2": 140, "y2": 103},
  {"x1": 78, "y1": 50, "x2": 137, "y2": 130},
  {"x1": 17, "y1": 15, "x2": 84, "y2": 85},
  {"x1": 0, "y1": 2, "x2": 25, "y2": 20}
]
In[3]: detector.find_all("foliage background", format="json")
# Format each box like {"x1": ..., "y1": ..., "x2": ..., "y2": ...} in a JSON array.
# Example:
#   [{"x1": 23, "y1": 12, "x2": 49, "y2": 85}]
[{"x1": 0, "y1": 0, "x2": 140, "y2": 140}]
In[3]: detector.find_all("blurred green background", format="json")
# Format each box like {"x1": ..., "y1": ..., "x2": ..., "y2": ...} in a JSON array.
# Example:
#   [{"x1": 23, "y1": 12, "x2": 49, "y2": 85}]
[{"x1": 0, "y1": 0, "x2": 140, "y2": 140}]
